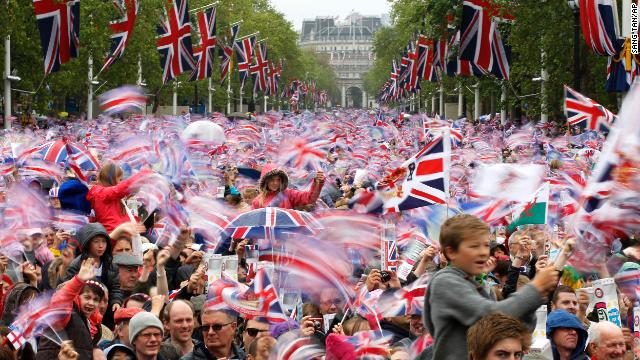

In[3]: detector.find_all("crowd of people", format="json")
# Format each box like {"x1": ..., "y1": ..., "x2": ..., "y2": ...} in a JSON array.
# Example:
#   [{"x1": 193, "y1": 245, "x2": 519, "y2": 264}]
[{"x1": 0, "y1": 92, "x2": 638, "y2": 360}]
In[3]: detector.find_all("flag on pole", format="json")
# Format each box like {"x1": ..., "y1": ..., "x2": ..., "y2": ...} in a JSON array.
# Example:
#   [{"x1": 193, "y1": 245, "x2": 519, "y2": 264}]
[{"x1": 508, "y1": 182, "x2": 550, "y2": 232}]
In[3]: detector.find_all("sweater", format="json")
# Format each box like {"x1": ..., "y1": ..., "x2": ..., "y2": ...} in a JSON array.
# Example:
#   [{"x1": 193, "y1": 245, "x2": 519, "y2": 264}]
[{"x1": 423, "y1": 267, "x2": 544, "y2": 360}]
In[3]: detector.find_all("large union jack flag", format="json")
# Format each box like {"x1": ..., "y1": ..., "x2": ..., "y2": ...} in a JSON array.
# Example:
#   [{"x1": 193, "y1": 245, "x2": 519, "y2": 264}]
[
  {"x1": 101, "y1": 0, "x2": 139, "y2": 73},
  {"x1": 564, "y1": 85, "x2": 617, "y2": 133},
  {"x1": 250, "y1": 41, "x2": 270, "y2": 95},
  {"x1": 383, "y1": 131, "x2": 451, "y2": 213},
  {"x1": 459, "y1": 0, "x2": 513, "y2": 78},
  {"x1": 268, "y1": 60, "x2": 282, "y2": 96},
  {"x1": 156, "y1": 0, "x2": 195, "y2": 84},
  {"x1": 234, "y1": 35, "x2": 256, "y2": 91},
  {"x1": 417, "y1": 35, "x2": 437, "y2": 83},
  {"x1": 189, "y1": 6, "x2": 217, "y2": 81},
  {"x1": 219, "y1": 23, "x2": 240, "y2": 86},
  {"x1": 33, "y1": 0, "x2": 80, "y2": 75},
  {"x1": 579, "y1": 0, "x2": 619, "y2": 56}
]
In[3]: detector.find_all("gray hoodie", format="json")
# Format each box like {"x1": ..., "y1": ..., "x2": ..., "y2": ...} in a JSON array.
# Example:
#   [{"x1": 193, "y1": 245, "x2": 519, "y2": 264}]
[{"x1": 422, "y1": 267, "x2": 544, "y2": 360}]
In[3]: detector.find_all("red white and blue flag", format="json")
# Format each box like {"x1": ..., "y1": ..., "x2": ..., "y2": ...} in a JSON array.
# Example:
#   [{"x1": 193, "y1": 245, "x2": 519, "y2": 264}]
[
  {"x1": 156, "y1": 0, "x2": 196, "y2": 83},
  {"x1": 564, "y1": 85, "x2": 617, "y2": 133},
  {"x1": 189, "y1": 6, "x2": 217, "y2": 81},
  {"x1": 101, "y1": 0, "x2": 139, "y2": 73},
  {"x1": 579, "y1": 0, "x2": 619, "y2": 56},
  {"x1": 98, "y1": 85, "x2": 147, "y2": 115},
  {"x1": 33, "y1": 0, "x2": 80, "y2": 75},
  {"x1": 250, "y1": 41, "x2": 270, "y2": 95},
  {"x1": 234, "y1": 35, "x2": 257, "y2": 91},
  {"x1": 459, "y1": 0, "x2": 513, "y2": 78},
  {"x1": 383, "y1": 131, "x2": 451, "y2": 213},
  {"x1": 219, "y1": 22, "x2": 240, "y2": 86}
]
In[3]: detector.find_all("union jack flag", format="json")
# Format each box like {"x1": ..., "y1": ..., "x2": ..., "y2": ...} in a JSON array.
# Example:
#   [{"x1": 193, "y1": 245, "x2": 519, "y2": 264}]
[
  {"x1": 101, "y1": 0, "x2": 139, "y2": 73},
  {"x1": 268, "y1": 60, "x2": 282, "y2": 96},
  {"x1": 98, "y1": 85, "x2": 147, "y2": 115},
  {"x1": 605, "y1": 39, "x2": 640, "y2": 92},
  {"x1": 564, "y1": 85, "x2": 617, "y2": 133},
  {"x1": 383, "y1": 239, "x2": 398, "y2": 271},
  {"x1": 156, "y1": 0, "x2": 196, "y2": 84},
  {"x1": 234, "y1": 35, "x2": 256, "y2": 91},
  {"x1": 189, "y1": 6, "x2": 217, "y2": 81},
  {"x1": 579, "y1": 0, "x2": 619, "y2": 56},
  {"x1": 343, "y1": 330, "x2": 393, "y2": 359},
  {"x1": 390, "y1": 59, "x2": 399, "y2": 99},
  {"x1": 383, "y1": 131, "x2": 451, "y2": 213},
  {"x1": 446, "y1": 31, "x2": 484, "y2": 78},
  {"x1": 51, "y1": 211, "x2": 89, "y2": 232},
  {"x1": 271, "y1": 334, "x2": 325, "y2": 360},
  {"x1": 33, "y1": 0, "x2": 80, "y2": 75},
  {"x1": 219, "y1": 23, "x2": 240, "y2": 86},
  {"x1": 417, "y1": 35, "x2": 437, "y2": 83},
  {"x1": 250, "y1": 41, "x2": 270, "y2": 95},
  {"x1": 432, "y1": 38, "x2": 448, "y2": 74},
  {"x1": 459, "y1": 0, "x2": 513, "y2": 76}
]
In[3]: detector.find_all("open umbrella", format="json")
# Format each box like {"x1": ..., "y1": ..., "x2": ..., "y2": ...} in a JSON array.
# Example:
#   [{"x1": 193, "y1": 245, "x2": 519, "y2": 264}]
[
  {"x1": 224, "y1": 207, "x2": 321, "y2": 239},
  {"x1": 36, "y1": 139, "x2": 99, "y2": 171}
]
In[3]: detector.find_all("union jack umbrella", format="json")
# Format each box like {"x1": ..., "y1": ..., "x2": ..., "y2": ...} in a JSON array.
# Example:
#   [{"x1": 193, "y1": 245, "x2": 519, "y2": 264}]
[
  {"x1": 33, "y1": 0, "x2": 80, "y2": 75},
  {"x1": 101, "y1": 0, "x2": 139, "y2": 73},
  {"x1": 35, "y1": 139, "x2": 99, "y2": 171},
  {"x1": 224, "y1": 207, "x2": 321, "y2": 239},
  {"x1": 189, "y1": 6, "x2": 217, "y2": 81},
  {"x1": 156, "y1": 0, "x2": 196, "y2": 84}
]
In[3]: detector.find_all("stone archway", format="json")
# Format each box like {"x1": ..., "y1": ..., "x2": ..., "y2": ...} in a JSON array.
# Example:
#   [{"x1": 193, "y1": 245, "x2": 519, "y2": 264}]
[
  {"x1": 340, "y1": 83, "x2": 369, "y2": 108},
  {"x1": 346, "y1": 86, "x2": 363, "y2": 108}
]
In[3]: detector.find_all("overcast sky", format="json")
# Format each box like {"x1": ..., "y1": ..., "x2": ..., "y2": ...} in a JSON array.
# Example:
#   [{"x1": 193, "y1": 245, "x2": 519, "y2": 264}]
[{"x1": 270, "y1": 0, "x2": 391, "y2": 30}]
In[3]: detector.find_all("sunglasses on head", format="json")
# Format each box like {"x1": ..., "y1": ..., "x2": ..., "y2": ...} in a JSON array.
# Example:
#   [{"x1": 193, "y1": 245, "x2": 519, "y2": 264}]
[
  {"x1": 246, "y1": 327, "x2": 268, "y2": 337},
  {"x1": 199, "y1": 321, "x2": 234, "y2": 333}
]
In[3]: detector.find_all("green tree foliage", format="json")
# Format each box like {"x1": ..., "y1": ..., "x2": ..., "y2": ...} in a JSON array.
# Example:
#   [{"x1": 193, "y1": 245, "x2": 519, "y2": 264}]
[
  {"x1": 0, "y1": 0, "x2": 337, "y2": 115},
  {"x1": 365, "y1": 0, "x2": 617, "y2": 120}
]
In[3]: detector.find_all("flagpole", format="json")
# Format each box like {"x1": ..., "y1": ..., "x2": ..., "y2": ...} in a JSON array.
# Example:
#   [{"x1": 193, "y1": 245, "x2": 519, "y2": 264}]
[
  {"x1": 263, "y1": 95, "x2": 267, "y2": 114},
  {"x1": 189, "y1": 1, "x2": 218, "y2": 13},
  {"x1": 540, "y1": 51, "x2": 548, "y2": 123},
  {"x1": 87, "y1": 56, "x2": 94, "y2": 121},
  {"x1": 173, "y1": 80, "x2": 178, "y2": 116},
  {"x1": 4, "y1": 35, "x2": 13, "y2": 130},
  {"x1": 500, "y1": 83, "x2": 507, "y2": 124},
  {"x1": 226, "y1": 74, "x2": 232, "y2": 115},
  {"x1": 439, "y1": 81, "x2": 444, "y2": 117},
  {"x1": 474, "y1": 81, "x2": 480, "y2": 120},
  {"x1": 207, "y1": 77, "x2": 213, "y2": 114},
  {"x1": 457, "y1": 86, "x2": 464, "y2": 118}
]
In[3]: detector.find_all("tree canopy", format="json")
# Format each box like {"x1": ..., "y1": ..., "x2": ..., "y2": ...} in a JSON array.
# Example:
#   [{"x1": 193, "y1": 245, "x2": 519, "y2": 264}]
[{"x1": 0, "y1": 0, "x2": 338, "y2": 115}]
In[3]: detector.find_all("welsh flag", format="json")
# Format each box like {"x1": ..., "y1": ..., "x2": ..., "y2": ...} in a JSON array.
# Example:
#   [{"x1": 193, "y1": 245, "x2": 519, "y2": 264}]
[{"x1": 508, "y1": 182, "x2": 550, "y2": 233}]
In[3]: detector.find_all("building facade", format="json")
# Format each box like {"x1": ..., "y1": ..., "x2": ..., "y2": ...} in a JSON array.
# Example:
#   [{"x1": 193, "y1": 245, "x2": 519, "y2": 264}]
[{"x1": 299, "y1": 13, "x2": 384, "y2": 108}]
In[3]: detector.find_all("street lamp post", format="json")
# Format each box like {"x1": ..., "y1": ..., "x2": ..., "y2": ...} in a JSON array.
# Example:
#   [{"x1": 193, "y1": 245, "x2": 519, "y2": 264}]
[{"x1": 568, "y1": 0, "x2": 580, "y2": 91}]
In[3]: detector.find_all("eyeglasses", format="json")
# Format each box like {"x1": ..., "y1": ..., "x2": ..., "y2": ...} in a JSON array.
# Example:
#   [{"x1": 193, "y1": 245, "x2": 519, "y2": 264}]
[
  {"x1": 322, "y1": 298, "x2": 342, "y2": 306},
  {"x1": 138, "y1": 331, "x2": 163, "y2": 340},
  {"x1": 199, "y1": 322, "x2": 234, "y2": 333},
  {"x1": 246, "y1": 327, "x2": 268, "y2": 337}
]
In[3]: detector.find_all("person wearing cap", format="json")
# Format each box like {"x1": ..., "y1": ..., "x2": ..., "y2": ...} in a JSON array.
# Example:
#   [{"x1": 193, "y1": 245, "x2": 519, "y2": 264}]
[
  {"x1": 64, "y1": 223, "x2": 123, "y2": 326},
  {"x1": 129, "y1": 311, "x2": 166, "y2": 360},
  {"x1": 100, "y1": 306, "x2": 144, "y2": 350},
  {"x1": 114, "y1": 252, "x2": 143, "y2": 298}
]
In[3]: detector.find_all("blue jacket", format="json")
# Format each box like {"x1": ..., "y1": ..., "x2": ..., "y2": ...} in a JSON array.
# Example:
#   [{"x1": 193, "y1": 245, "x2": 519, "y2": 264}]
[{"x1": 546, "y1": 310, "x2": 589, "y2": 360}]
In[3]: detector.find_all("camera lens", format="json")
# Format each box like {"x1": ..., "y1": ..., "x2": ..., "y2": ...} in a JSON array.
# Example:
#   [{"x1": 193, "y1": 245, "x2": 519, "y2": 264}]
[{"x1": 380, "y1": 271, "x2": 391, "y2": 283}]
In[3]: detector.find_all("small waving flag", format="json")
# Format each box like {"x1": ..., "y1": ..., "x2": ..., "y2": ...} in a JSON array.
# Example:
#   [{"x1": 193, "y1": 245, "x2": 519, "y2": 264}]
[{"x1": 99, "y1": 85, "x2": 147, "y2": 115}]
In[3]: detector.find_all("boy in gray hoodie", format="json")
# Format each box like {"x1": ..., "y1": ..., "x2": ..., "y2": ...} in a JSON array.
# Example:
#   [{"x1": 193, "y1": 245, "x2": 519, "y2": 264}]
[{"x1": 422, "y1": 215, "x2": 560, "y2": 360}]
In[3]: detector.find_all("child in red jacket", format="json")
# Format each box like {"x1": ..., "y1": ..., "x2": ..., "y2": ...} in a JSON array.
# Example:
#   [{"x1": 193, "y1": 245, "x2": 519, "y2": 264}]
[
  {"x1": 87, "y1": 162, "x2": 151, "y2": 232},
  {"x1": 36, "y1": 258, "x2": 105, "y2": 360}
]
